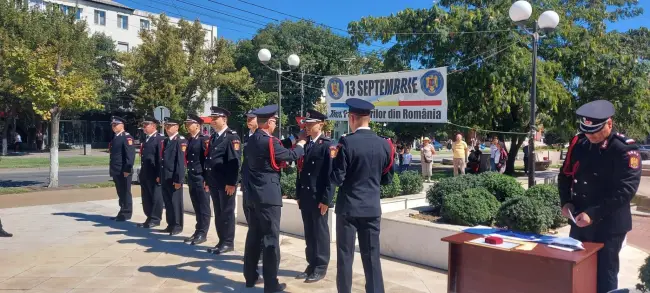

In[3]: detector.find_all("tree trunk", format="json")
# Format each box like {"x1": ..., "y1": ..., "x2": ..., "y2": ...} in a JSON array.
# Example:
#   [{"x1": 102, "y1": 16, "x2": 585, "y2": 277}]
[
  {"x1": 48, "y1": 109, "x2": 61, "y2": 188},
  {"x1": 505, "y1": 134, "x2": 525, "y2": 175},
  {"x1": 1, "y1": 125, "x2": 7, "y2": 156}
]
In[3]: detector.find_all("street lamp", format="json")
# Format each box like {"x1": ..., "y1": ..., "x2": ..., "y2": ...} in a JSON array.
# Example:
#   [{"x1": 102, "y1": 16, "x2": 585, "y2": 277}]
[
  {"x1": 258, "y1": 48, "x2": 301, "y2": 138},
  {"x1": 509, "y1": 0, "x2": 560, "y2": 187}
]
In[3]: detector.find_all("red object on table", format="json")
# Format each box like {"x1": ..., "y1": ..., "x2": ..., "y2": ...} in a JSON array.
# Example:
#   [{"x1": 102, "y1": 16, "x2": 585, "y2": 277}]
[{"x1": 485, "y1": 236, "x2": 503, "y2": 245}]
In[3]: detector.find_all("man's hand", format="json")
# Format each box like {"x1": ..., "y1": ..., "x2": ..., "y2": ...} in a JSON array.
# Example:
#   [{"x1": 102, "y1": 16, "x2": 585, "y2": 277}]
[
  {"x1": 174, "y1": 183, "x2": 181, "y2": 190},
  {"x1": 123, "y1": 172, "x2": 130, "y2": 177},
  {"x1": 561, "y1": 203, "x2": 575, "y2": 218},
  {"x1": 318, "y1": 203, "x2": 329, "y2": 216},
  {"x1": 298, "y1": 130, "x2": 308, "y2": 141},
  {"x1": 225, "y1": 185, "x2": 236, "y2": 196},
  {"x1": 156, "y1": 177, "x2": 160, "y2": 184},
  {"x1": 575, "y1": 212, "x2": 592, "y2": 228},
  {"x1": 296, "y1": 139, "x2": 307, "y2": 147}
]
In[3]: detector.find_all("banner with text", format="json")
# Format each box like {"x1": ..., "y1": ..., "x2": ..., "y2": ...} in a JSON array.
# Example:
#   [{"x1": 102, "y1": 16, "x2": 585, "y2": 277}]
[{"x1": 325, "y1": 67, "x2": 448, "y2": 123}]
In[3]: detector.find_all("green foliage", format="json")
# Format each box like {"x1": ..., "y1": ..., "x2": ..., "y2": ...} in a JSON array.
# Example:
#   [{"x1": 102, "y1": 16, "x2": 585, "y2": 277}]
[
  {"x1": 478, "y1": 172, "x2": 525, "y2": 202},
  {"x1": 638, "y1": 256, "x2": 650, "y2": 293},
  {"x1": 496, "y1": 197, "x2": 553, "y2": 234},
  {"x1": 280, "y1": 169, "x2": 297, "y2": 199},
  {"x1": 525, "y1": 184, "x2": 566, "y2": 229},
  {"x1": 380, "y1": 173, "x2": 402, "y2": 199},
  {"x1": 399, "y1": 171, "x2": 424, "y2": 195},
  {"x1": 426, "y1": 174, "x2": 480, "y2": 210},
  {"x1": 440, "y1": 188, "x2": 500, "y2": 226}
]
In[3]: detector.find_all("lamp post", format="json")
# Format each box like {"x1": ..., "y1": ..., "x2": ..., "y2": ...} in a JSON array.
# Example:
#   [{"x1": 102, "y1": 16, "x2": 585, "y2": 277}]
[
  {"x1": 258, "y1": 48, "x2": 300, "y2": 138},
  {"x1": 300, "y1": 62, "x2": 318, "y2": 117},
  {"x1": 509, "y1": 0, "x2": 560, "y2": 187}
]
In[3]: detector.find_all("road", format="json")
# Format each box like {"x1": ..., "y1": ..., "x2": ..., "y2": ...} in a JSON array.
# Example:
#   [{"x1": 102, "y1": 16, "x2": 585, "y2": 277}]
[{"x1": 0, "y1": 167, "x2": 112, "y2": 187}]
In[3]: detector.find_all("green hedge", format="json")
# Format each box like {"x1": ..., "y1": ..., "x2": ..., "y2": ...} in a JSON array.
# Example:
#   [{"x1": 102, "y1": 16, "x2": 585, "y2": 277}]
[
  {"x1": 525, "y1": 184, "x2": 566, "y2": 229},
  {"x1": 441, "y1": 188, "x2": 500, "y2": 226},
  {"x1": 426, "y1": 174, "x2": 481, "y2": 211},
  {"x1": 399, "y1": 171, "x2": 424, "y2": 195},
  {"x1": 478, "y1": 172, "x2": 525, "y2": 202},
  {"x1": 638, "y1": 256, "x2": 650, "y2": 293},
  {"x1": 380, "y1": 173, "x2": 402, "y2": 199},
  {"x1": 496, "y1": 196, "x2": 553, "y2": 234},
  {"x1": 280, "y1": 170, "x2": 298, "y2": 199}
]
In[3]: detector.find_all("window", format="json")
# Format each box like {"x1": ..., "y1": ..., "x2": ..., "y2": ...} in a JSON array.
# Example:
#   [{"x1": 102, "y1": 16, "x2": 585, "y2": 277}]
[
  {"x1": 76, "y1": 8, "x2": 83, "y2": 20},
  {"x1": 60, "y1": 5, "x2": 82, "y2": 19},
  {"x1": 94, "y1": 10, "x2": 105, "y2": 26},
  {"x1": 140, "y1": 19, "x2": 150, "y2": 31},
  {"x1": 117, "y1": 14, "x2": 128, "y2": 30},
  {"x1": 117, "y1": 42, "x2": 129, "y2": 52}
]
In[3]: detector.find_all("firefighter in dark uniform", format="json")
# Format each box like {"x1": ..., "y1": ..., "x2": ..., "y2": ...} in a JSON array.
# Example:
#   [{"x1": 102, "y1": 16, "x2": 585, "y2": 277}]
[
  {"x1": 137, "y1": 117, "x2": 164, "y2": 228},
  {"x1": 109, "y1": 116, "x2": 136, "y2": 222},
  {"x1": 160, "y1": 117, "x2": 187, "y2": 235},
  {"x1": 0, "y1": 217, "x2": 12, "y2": 237},
  {"x1": 558, "y1": 100, "x2": 641, "y2": 293},
  {"x1": 241, "y1": 110, "x2": 264, "y2": 263},
  {"x1": 242, "y1": 104, "x2": 306, "y2": 292},
  {"x1": 204, "y1": 106, "x2": 241, "y2": 255},
  {"x1": 330, "y1": 98, "x2": 395, "y2": 293},
  {"x1": 294, "y1": 109, "x2": 335, "y2": 283},
  {"x1": 183, "y1": 114, "x2": 211, "y2": 245}
]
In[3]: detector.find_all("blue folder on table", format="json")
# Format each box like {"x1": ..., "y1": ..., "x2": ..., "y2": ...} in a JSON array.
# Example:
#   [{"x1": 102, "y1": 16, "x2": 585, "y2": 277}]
[{"x1": 463, "y1": 226, "x2": 557, "y2": 244}]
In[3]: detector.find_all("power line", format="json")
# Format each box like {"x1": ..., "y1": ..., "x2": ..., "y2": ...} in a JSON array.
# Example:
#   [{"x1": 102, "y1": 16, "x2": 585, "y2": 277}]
[
  {"x1": 175, "y1": 0, "x2": 268, "y2": 27},
  {"x1": 204, "y1": 0, "x2": 280, "y2": 22}
]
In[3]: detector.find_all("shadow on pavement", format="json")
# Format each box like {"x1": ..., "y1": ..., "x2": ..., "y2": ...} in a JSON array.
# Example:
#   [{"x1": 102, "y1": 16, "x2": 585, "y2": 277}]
[
  {"x1": 52, "y1": 212, "x2": 301, "y2": 292},
  {"x1": 0, "y1": 179, "x2": 44, "y2": 187}
]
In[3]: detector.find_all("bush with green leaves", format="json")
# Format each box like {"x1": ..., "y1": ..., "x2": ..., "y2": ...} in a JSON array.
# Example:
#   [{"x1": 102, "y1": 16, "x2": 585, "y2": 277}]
[
  {"x1": 637, "y1": 256, "x2": 650, "y2": 293},
  {"x1": 280, "y1": 170, "x2": 298, "y2": 199},
  {"x1": 380, "y1": 173, "x2": 402, "y2": 198},
  {"x1": 399, "y1": 171, "x2": 424, "y2": 195},
  {"x1": 525, "y1": 184, "x2": 566, "y2": 229},
  {"x1": 478, "y1": 172, "x2": 525, "y2": 202},
  {"x1": 426, "y1": 174, "x2": 480, "y2": 211},
  {"x1": 496, "y1": 196, "x2": 553, "y2": 234},
  {"x1": 440, "y1": 188, "x2": 500, "y2": 226}
]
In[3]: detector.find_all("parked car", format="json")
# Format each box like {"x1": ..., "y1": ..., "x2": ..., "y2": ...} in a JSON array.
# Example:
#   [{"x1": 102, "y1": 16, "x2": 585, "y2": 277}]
[{"x1": 639, "y1": 145, "x2": 650, "y2": 161}]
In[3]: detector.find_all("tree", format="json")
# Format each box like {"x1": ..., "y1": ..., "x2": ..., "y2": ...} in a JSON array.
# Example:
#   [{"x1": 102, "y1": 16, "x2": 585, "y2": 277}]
[
  {"x1": 91, "y1": 33, "x2": 127, "y2": 112},
  {"x1": 2, "y1": 4, "x2": 101, "y2": 187},
  {"x1": 348, "y1": 0, "x2": 650, "y2": 174}
]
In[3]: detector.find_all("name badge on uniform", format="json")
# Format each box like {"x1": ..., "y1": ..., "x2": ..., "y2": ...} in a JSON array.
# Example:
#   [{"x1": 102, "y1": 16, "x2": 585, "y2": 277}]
[
  {"x1": 330, "y1": 145, "x2": 339, "y2": 159},
  {"x1": 233, "y1": 140, "x2": 240, "y2": 151},
  {"x1": 127, "y1": 138, "x2": 133, "y2": 145},
  {"x1": 628, "y1": 150, "x2": 640, "y2": 169}
]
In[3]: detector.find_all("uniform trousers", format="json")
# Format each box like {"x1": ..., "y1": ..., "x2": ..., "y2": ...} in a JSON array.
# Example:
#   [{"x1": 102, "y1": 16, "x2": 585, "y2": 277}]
[
  {"x1": 243, "y1": 203, "x2": 282, "y2": 290},
  {"x1": 301, "y1": 207, "x2": 330, "y2": 275},
  {"x1": 188, "y1": 175, "x2": 210, "y2": 236},
  {"x1": 570, "y1": 225, "x2": 626, "y2": 293},
  {"x1": 336, "y1": 215, "x2": 384, "y2": 293},
  {"x1": 112, "y1": 174, "x2": 133, "y2": 219},
  {"x1": 209, "y1": 186, "x2": 236, "y2": 246},
  {"x1": 140, "y1": 171, "x2": 163, "y2": 225},
  {"x1": 161, "y1": 180, "x2": 184, "y2": 229}
]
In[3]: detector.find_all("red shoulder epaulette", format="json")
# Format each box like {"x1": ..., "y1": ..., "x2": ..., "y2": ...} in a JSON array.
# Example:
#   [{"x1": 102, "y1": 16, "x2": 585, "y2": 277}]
[
  {"x1": 268, "y1": 137, "x2": 288, "y2": 171},
  {"x1": 562, "y1": 135, "x2": 582, "y2": 181}
]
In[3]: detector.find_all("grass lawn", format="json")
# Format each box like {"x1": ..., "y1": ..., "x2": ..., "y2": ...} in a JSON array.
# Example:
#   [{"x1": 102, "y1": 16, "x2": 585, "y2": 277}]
[
  {"x1": 0, "y1": 156, "x2": 140, "y2": 169},
  {"x1": 0, "y1": 181, "x2": 115, "y2": 195}
]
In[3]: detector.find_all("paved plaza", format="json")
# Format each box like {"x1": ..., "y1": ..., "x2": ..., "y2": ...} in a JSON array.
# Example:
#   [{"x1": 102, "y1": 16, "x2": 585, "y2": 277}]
[{"x1": 0, "y1": 198, "x2": 447, "y2": 293}]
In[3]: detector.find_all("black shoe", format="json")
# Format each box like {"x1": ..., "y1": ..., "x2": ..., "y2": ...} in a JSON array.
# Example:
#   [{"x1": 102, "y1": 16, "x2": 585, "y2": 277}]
[
  {"x1": 0, "y1": 229, "x2": 12, "y2": 237},
  {"x1": 143, "y1": 222, "x2": 160, "y2": 229},
  {"x1": 170, "y1": 227, "x2": 183, "y2": 236},
  {"x1": 295, "y1": 268, "x2": 311, "y2": 279},
  {"x1": 266, "y1": 283, "x2": 287, "y2": 292},
  {"x1": 184, "y1": 233, "x2": 197, "y2": 243},
  {"x1": 211, "y1": 244, "x2": 234, "y2": 255},
  {"x1": 191, "y1": 234, "x2": 207, "y2": 245},
  {"x1": 160, "y1": 226, "x2": 173, "y2": 233},
  {"x1": 305, "y1": 272, "x2": 325, "y2": 283},
  {"x1": 114, "y1": 215, "x2": 128, "y2": 222},
  {"x1": 245, "y1": 276, "x2": 263, "y2": 288}
]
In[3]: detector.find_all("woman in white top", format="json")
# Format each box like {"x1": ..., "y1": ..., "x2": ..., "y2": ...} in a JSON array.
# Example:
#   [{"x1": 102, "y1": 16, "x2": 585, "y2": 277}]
[{"x1": 420, "y1": 137, "x2": 436, "y2": 182}]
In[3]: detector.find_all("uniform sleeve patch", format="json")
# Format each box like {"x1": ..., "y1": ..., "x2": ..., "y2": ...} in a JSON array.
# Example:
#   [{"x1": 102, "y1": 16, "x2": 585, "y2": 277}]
[
  {"x1": 233, "y1": 140, "x2": 240, "y2": 151},
  {"x1": 329, "y1": 145, "x2": 338, "y2": 159},
  {"x1": 628, "y1": 150, "x2": 641, "y2": 169},
  {"x1": 127, "y1": 138, "x2": 133, "y2": 145}
]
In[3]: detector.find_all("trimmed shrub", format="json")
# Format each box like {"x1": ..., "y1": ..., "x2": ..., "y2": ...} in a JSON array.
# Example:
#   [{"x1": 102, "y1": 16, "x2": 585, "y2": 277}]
[
  {"x1": 478, "y1": 172, "x2": 525, "y2": 202},
  {"x1": 440, "y1": 188, "x2": 500, "y2": 226},
  {"x1": 496, "y1": 196, "x2": 553, "y2": 234},
  {"x1": 525, "y1": 184, "x2": 566, "y2": 229},
  {"x1": 280, "y1": 171, "x2": 297, "y2": 199},
  {"x1": 380, "y1": 173, "x2": 402, "y2": 199},
  {"x1": 426, "y1": 174, "x2": 480, "y2": 211},
  {"x1": 399, "y1": 171, "x2": 424, "y2": 195},
  {"x1": 638, "y1": 256, "x2": 650, "y2": 293}
]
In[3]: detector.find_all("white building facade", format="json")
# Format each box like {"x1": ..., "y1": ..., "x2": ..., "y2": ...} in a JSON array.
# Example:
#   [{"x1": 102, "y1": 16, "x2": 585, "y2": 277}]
[{"x1": 27, "y1": 0, "x2": 218, "y2": 116}]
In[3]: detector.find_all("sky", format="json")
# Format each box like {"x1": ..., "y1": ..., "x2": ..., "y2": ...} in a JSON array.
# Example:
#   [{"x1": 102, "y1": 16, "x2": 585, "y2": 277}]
[{"x1": 115, "y1": 0, "x2": 649, "y2": 46}]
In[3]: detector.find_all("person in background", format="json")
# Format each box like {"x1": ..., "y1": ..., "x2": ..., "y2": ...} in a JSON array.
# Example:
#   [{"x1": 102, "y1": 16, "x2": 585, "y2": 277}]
[
  {"x1": 496, "y1": 142, "x2": 508, "y2": 174},
  {"x1": 13, "y1": 131, "x2": 21, "y2": 152},
  {"x1": 451, "y1": 133, "x2": 469, "y2": 176},
  {"x1": 490, "y1": 137, "x2": 500, "y2": 171},
  {"x1": 522, "y1": 141, "x2": 530, "y2": 175},
  {"x1": 420, "y1": 137, "x2": 435, "y2": 182},
  {"x1": 401, "y1": 148, "x2": 412, "y2": 173},
  {"x1": 467, "y1": 145, "x2": 482, "y2": 174},
  {"x1": 36, "y1": 131, "x2": 43, "y2": 152},
  {"x1": 108, "y1": 116, "x2": 135, "y2": 222}
]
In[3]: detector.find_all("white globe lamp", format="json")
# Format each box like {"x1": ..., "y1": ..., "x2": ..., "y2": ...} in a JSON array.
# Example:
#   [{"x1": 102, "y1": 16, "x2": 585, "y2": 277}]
[{"x1": 258, "y1": 48, "x2": 271, "y2": 64}]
